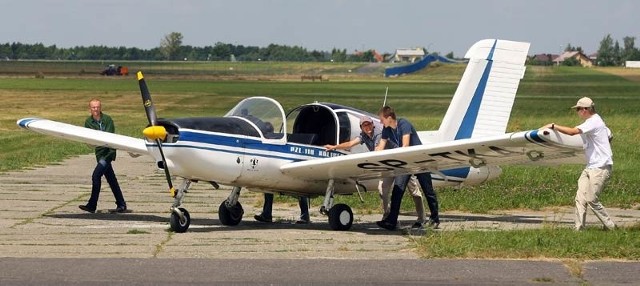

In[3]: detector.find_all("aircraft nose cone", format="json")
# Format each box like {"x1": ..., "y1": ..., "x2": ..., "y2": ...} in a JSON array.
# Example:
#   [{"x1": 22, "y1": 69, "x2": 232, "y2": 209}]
[{"x1": 143, "y1": 126, "x2": 167, "y2": 140}]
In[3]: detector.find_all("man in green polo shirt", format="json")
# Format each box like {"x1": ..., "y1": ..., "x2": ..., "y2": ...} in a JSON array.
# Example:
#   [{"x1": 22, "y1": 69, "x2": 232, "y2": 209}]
[{"x1": 79, "y1": 98, "x2": 127, "y2": 213}]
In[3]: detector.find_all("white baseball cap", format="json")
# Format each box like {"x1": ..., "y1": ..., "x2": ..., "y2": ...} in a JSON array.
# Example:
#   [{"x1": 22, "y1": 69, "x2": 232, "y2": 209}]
[
  {"x1": 359, "y1": 116, "x2": 373, "y2": 126},
  {"x1": 572, "y1": 97, "x2": 594, "y2": 108}
]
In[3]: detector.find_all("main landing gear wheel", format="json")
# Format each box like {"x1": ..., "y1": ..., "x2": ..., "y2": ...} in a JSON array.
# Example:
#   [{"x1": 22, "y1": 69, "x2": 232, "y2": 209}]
[
  {"x1": 169, "y1": 207, "x2": 191, "y2": 233},
  {"x1": 328, "y1": 203, "x2": 353, "y2": 231},
  {"x1": 218, "y1": 200, "x2": 244, "y2": 226}
]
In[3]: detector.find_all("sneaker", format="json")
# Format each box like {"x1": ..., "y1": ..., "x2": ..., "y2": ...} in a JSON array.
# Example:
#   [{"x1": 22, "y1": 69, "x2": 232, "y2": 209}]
[
  {"x1": 109, "y1": 206, "x2": 128, "y2": 213},
  {"x1": 78, "y1": 205, "x2": 96, "y2": 213},
  {"x1": 427, "y1": 219, "x2": 440, "y2": 229},
  {"x1": 376, "y1": 220, "x2": 396, "y2": 230},
  {"x1": 254, "y1": 214, "x2": 272, "y2": 223},
  {"x1": 295, "y1": 214, "x2": 311, "y2": 224},
  {"x1": 411, "y1": 221, "x2": 425, "y2": 229}
]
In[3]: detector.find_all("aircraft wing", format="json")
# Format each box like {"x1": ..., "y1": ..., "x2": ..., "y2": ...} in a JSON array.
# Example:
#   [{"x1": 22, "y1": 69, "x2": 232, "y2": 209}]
[
  {"x1": 17, "y1": 118, "x2": 149, "y2": 155},
  {"x1": 281, "y1": 129, "x2": 585, "y2": 181}
]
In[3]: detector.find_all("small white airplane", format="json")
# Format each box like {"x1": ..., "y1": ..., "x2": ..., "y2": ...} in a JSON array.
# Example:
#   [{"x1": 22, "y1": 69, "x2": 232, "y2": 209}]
[{"x1": 17, "y1": 39, "x2": 585, "y2": 232}]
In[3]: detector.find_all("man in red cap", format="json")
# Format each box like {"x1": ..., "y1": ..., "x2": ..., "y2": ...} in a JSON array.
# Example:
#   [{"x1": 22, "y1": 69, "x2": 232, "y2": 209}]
[{"x1": 542, "y1": 97, "x2": 616, "y2": 230}]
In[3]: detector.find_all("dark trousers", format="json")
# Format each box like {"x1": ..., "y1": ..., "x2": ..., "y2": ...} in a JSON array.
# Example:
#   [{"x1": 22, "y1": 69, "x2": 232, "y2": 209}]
[
  {"x1": 262, "y1": 193, "x2": 309, "y2": 220},
  {"x1": 385, "y1": 172, "x2": 439, "y2": 225},
  {"x1": 87, "y1": 159, "x2": 126, "y2": 209}
]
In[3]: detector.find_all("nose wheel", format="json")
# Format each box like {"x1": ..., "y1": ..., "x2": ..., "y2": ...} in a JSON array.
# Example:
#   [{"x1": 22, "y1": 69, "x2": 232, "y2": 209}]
[
  {"x1": 168, "y1": 179, "x2": 192, "y2": 233},
  {"x1": 169, "y1": 207, "x2": 191, "y2": 233}
]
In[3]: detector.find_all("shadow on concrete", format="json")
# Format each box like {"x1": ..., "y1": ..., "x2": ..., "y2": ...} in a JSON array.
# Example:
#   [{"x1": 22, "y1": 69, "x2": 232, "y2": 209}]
[
  {"x1": 45, "y1": 212, "x2": 170, "y2": 223},
  {"x1": 44, "y1": 211, "x2": 568, "y2": 235},
  {"x1": 45, "y1": 212, "x2": 406, "y2": 235}
]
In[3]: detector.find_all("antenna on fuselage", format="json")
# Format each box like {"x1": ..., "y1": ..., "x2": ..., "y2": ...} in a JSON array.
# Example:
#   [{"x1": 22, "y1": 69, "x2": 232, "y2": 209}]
[{"x1": 382, "y1": 86, "x2": 388, "y2": 106}]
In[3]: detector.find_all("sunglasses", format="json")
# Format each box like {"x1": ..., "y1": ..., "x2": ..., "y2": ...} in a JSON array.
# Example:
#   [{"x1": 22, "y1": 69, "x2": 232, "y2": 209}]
[
  {"x1": 575, "y1": 107, "x2": 588, "y2": 111},
  {"x1": 361, "y1": 122, "x2": 373, "y2": 127}
]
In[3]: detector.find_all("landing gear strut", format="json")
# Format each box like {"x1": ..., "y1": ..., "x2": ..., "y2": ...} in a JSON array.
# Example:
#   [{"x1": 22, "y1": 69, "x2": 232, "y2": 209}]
[
  {"x1": 321, "y1": 179, "x2": 353, "y2": 231},
  {"x1": 169, "y1": 179, "x2": 192, "y2": 233}
]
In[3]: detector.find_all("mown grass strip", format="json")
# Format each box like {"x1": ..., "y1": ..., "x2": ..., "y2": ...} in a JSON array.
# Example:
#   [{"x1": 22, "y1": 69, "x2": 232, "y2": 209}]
[{"x1": 414, "y1": 224, "x2": 640, "y2": 260}]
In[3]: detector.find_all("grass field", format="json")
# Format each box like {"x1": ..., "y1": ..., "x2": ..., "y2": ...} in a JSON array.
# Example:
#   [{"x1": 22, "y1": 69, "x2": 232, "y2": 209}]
[{"x1": 1, "y1": 62, "x2": 639, "y2": 259}]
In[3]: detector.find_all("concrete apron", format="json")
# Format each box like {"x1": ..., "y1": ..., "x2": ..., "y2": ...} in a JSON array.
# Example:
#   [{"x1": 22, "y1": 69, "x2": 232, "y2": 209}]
[{"x1": 1, "y1": 154, "x2": 638, "y2": 259}]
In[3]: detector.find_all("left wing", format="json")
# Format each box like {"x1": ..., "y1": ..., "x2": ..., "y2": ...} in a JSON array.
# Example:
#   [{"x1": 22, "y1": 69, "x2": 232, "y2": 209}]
[
  {"x1": 281, "y1": 129, "x2": 584, "y2": 181},
  {"x1": 17, "y1": 118, "x2": 149, "y2": 155}
]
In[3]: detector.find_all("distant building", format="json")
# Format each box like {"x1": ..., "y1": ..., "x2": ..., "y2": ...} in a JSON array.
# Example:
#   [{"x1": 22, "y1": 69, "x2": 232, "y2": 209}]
[
  {"x1": 626, "y1": 61, "x2": 640, "y2": 68},
  {"x1": 390, "y1": 48, "x2": 425, "y2": 63},
  {"x1": 554, "y1": 51, "x2": 593, "y2": 67},
  {"x1": 372, "y1": 50, "x2": 383, "y2": 62},
  {"x1": 530, "y1": 54, "x2": 558, "y2": 66},
  {"x1": 352, "y1": 49, "x2": 384, "y2": 62}
]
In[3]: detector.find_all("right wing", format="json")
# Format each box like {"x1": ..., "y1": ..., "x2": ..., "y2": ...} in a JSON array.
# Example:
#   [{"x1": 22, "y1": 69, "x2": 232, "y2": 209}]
[
  {"x1": 17, "y1": 118, "x2": 149, "y2": 155},
  {"x1": 281, "y1": 129, "x2": 585, "y2": 181}
]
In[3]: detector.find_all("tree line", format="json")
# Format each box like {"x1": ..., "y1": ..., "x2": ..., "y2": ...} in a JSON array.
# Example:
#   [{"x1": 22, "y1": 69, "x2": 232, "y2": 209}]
[
  {"x1": 0, "y1": 32, "x2": 377, "y2": 62},
  {"x1": 595, "y1": 34, "x2": 640, "y2": 66}
]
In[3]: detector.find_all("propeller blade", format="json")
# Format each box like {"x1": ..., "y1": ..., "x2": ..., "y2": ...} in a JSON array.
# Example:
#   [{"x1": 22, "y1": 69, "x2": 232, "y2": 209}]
[
  {"x1": 155, "y1": 138, "x2": 175, "y2": 197},
  {"x1": 136, "y1": 71, "x2": 175, "y2": 196},
  {"x1": 137, "y1": 71, "x2": 157, "y2": 126}
]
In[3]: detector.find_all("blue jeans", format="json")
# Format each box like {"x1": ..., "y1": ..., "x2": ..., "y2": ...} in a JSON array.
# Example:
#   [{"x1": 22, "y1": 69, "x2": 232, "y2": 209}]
[
  {"x1": 86, "y1": 159, "x2": 126, "y2": 209},
  {"x1": 261, "y1": 193, "x2": 309, "y2": 220},
  {"x1": 385, "y1": 172, "x2": 438, "y2": 225}
]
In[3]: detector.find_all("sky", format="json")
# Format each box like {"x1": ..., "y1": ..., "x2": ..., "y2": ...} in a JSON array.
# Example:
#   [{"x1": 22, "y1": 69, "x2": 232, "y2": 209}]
[{"x1": 2, "y1": 0, "x2": 638, "y2": 57}]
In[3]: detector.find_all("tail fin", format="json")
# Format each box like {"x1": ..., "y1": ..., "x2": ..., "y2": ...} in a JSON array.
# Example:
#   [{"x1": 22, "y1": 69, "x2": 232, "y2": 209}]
[{"x1": 437, "y1": 39, "x2": 530, "y2": 141}]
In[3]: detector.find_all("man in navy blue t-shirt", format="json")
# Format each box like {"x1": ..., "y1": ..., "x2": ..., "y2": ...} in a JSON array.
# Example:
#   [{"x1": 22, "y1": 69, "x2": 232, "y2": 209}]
[
  {"x1": 326, "y1": 116, "x2": 424, "y2": 222},
  {"x1": 375, "y1": 106, "x2": 440, "y2": 230}
]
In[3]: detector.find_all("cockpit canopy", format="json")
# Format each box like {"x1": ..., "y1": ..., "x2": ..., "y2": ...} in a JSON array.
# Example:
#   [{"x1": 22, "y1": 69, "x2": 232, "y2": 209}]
[
  {"x1": 155, "y1": 97, "x2": 379, "y2": 150},
  {"x1": 225, "y1": 97, "x2": 286, "y2": 139}
]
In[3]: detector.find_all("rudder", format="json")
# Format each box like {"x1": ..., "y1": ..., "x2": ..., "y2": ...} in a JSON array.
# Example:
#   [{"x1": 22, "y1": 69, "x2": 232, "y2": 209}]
[{"x1": 437, "y1": 39, "x2": 530, "y2": 141}]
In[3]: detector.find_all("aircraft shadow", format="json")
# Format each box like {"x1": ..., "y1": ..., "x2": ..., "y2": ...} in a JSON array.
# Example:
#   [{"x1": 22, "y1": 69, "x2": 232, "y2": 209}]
[
  {"x1": 44, "y1": 212, "x2": 569, "y2": 235},
  {"x1": 44, "y1": 212, "x2": 399, "y2": 235},
  {"x1": 45, "y1": 212, "x2": 170, "y2": 223}
]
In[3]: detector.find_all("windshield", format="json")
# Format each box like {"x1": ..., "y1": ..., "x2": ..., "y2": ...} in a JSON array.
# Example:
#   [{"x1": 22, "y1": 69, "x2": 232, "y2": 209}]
[{"x1": 225, "y1": 97, "x2": 285, "y2": 139}]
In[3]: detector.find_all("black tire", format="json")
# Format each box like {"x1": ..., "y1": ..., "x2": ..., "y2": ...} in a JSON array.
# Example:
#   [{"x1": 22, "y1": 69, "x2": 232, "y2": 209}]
[
  {"x1": 169, "y1": 207, "x2": 190, "y2": 233},
  {"x1": 218, "y1": 200, "x2": 244, "y2": 226},
  {"x1": 328, "y1": 204, "x2": 353, "y2": 231}
]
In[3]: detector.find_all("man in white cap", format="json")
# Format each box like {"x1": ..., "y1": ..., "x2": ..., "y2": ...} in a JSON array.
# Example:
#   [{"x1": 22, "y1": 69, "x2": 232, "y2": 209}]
[
  {"x1": 325, "y1": 115, "x2": 426, "y2": 226},
  {"x1": 542, "y1": 97, "x2": 616, "y2": 230}
]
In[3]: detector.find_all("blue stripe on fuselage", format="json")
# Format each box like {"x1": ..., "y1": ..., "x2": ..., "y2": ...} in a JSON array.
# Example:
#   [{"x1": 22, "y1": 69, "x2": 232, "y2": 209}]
[
  {"x1": 454, "y1": 40, "x2": 497, "y2": 140},
  {"x1": 154, "y1": 130, "x2": 473, "y2": 180},
  {"x1": 150, "y1": 130, "x2": 344, "y2": 161}
]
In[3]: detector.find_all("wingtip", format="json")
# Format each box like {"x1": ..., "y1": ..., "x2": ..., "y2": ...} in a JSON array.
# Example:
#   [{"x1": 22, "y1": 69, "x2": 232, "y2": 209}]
[
  {"x1": 136, "y1": 71, "x2": 144, "y2": 81},
  {"x1": 16, "y1": 118, "x2": 39, "y2": 129}
]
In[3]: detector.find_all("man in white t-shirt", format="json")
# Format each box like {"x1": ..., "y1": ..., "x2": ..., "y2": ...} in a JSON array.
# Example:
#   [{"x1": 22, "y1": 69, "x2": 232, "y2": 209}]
[{"x1": 542, "y1": 97, "x2": 616, "y2": 230}]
